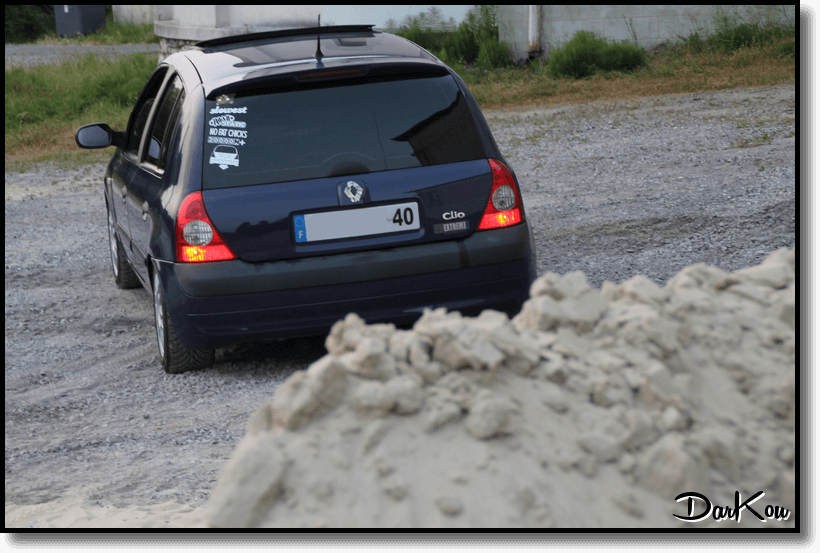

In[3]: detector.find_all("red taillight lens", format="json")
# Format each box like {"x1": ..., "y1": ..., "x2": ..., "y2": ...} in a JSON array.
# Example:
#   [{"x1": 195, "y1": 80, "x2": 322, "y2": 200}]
[
  {"x1": 175, "y1": 192, "x2": 236, "y2": 263},
  {"x1": 477, "y1": 159, "x2": 524, "y2": 230}
]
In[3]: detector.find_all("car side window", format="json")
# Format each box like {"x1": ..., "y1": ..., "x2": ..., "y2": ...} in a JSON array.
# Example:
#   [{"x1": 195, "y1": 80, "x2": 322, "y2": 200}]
[
  {"x1": 157, "y1": 89, "x2": 185, "y2": 171},
  {"x1": 144, "y1": 75, "x2": 185, "y2": 171},
  {"x1": 127, "y1": 67, "x2": 169, "y2": 156}
]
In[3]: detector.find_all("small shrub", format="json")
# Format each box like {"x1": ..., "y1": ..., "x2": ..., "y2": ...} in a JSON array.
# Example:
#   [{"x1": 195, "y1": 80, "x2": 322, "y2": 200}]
[
  {"x1": 463, "y1": 5, "x2": 499, "y2": 41},
  {"x1": 436, "y1": 47, "x2": 465, "y2": 73},
  {"x1": 709, "y1": 13, "x2": 795, "y2": 56},
  {"x1": 476, "y1": 29, "x2": 512, "y2": 70},
  {"x1": 777, "y1": 41, "x2": 795, "y2": 58},
  {"x1": 525, "y1": 56, "x2": 547, "y2": 74},
  {"x1": 717, "y1": 22, "x2": 759, "y2": 53},
  {"x1": 548, "y1": 30, "x2": 647, "y2": 79},
  {"x1": 441, "y1": 22, "x2": 480, "y2": 64},
  {"x1": 398, "y1": 25, "x2": 430, "y2": 50},
  {"x1": 548, "y1": 31, "x2": 606, "y2": 79},
  {"x1": 5, "y1": 5, "x2": 55, "y2": 43},
  {"x1": 599, "y1": 40, "x2": 647, "y2": 72},
  {"x1": 678, "y1": 31, "x2": 707, "y2": 54}
]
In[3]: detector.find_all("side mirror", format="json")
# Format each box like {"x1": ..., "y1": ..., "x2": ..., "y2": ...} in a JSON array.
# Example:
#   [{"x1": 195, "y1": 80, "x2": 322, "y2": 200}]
[{"x1": 75, "y1": 123, "x2": 125, "y2": 150}]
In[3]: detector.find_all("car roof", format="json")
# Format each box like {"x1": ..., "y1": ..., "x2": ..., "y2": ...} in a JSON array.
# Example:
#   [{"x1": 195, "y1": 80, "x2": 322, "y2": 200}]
[{"x1": 179, "y1": 25, "x2": 442, "y2": 97}]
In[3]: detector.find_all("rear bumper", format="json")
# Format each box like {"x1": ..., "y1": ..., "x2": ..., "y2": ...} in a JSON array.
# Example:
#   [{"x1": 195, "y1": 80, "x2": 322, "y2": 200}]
[
  {"x1": 174, "y1": 223, "x2": 534, "y2": 296},
  {"x1": 163, "y1": 224, "x2": 536, "y2": 348}
]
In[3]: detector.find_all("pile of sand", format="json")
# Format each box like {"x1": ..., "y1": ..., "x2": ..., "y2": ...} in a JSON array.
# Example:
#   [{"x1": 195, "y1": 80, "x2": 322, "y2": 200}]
[
  {"x1": 4, "y1": 494, "x2": 206, "y2": 528},
  {"x1": 204, "y1": 248, "x2": 796, "y2": 528}
]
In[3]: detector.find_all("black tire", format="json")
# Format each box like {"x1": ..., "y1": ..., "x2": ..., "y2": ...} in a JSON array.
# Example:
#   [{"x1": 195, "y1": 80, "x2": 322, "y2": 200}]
[
  {"x1": 107, "y1": 202, "x2": 141, "y2": 290},
  {"x1": 152, "y1": 270, "x2": 215, "y2": 374}
]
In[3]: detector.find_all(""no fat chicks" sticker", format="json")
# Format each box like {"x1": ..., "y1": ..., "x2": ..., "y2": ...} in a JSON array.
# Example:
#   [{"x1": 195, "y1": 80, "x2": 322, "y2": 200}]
[{"x1": 207, "y1": 105, "x2": 249, "y2": 169}]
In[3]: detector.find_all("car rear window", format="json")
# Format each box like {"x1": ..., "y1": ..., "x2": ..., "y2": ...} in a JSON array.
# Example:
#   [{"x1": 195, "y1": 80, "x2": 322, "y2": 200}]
[{"x1": 202, "y1": 74, "x2": 485, "y2": 189}]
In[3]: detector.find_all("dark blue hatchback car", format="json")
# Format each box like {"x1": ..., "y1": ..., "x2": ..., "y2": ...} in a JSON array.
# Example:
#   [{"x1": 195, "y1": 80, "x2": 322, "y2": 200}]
[{"x1": 75, "y1": 25, "x2": 537, "y2": 374}]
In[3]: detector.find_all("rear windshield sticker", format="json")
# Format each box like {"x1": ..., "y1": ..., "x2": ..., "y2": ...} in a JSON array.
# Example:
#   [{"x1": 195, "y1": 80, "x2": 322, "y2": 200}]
[
  {"x1": 216, "y1": 93, "x2": 234, "y2": 106},
  {"x1": 209, "y1": 145, "x2": 239, "y2": 170},
  {"x1": 209, "y1": 114, "x2": 247, "y2": 129},
  {"x1": 207, "y1": 135, "x2": 246, "y2": 147},
  {"x1": 209, "y1": 105, "x2": 247, "y2": 114},
  {"x1": 208, "y1": 113, "x2": 248, "y2": 148}
]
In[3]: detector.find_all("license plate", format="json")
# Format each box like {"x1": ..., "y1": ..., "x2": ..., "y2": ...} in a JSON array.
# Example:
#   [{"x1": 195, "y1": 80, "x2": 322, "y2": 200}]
[{"x1": 293, "y1": 202, "x2": 420, "y2": 243}]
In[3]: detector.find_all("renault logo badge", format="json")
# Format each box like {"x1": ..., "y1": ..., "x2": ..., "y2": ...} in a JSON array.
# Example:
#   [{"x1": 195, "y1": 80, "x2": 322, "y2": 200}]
[{"x1": 344, "y1": 181, "x2": 364, "y2": 203}]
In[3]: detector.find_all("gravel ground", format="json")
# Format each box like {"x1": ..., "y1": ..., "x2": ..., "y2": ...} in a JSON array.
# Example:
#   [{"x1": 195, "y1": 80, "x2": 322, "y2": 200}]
[
  {"x1": 4, "y1": 84, "x2": 796, "y2": 521},
  {"x1": 488, "y1": 84, "x2": 796, "y2": 287}
]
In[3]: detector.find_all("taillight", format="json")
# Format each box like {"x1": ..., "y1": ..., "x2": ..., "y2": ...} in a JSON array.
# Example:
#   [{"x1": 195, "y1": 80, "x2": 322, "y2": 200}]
[
  {"x1": 477, "y1": 159, "x2": 524, "y2": 230},
  {"x1": 175, "y1": 192, "x2": 236, "y2": 263}
]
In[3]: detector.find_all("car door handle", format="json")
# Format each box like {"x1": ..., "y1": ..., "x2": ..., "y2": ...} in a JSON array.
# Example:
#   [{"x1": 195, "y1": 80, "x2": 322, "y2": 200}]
[{"x1": 142, "y1": 201, "x2": 149, "y2": 221}]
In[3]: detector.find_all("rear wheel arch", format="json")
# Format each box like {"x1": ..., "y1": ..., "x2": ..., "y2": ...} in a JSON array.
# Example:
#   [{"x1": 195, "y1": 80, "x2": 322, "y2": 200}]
[{"x1": 151, "y1": 263, "x2": 215, "y2": 374}]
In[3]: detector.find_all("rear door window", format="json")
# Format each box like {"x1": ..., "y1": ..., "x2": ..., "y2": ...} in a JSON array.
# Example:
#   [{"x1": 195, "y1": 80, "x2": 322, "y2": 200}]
[
  {"x1": 144, "y1": 75, "x2": 185, "y2": 170},
  {"x1": 126, "y1": 67, "x2": 168, "y2": 156},
  {"x1": 203, "y1": 74, "x2": 484, "y2": 189}
]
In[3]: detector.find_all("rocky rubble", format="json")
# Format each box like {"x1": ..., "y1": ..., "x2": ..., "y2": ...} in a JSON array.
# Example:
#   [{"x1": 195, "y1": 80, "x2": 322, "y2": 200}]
[{"x1": 204, "y1": 248, "x2": 796, "y2": 528}]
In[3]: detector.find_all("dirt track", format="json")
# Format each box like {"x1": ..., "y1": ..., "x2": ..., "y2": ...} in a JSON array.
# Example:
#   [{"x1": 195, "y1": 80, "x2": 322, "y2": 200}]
[{"x1": 5, "y1": 84, "x2": 795, "y2": 524}]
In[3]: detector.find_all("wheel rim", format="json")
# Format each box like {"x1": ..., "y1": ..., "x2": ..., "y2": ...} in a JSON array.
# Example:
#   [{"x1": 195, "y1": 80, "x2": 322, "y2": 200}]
[
  {"x1": 108, "y1": 208, "x2": 119, "y2": 278},
  {"x1": 153, "y1": 272, "x2": 165, "y2": 359}
]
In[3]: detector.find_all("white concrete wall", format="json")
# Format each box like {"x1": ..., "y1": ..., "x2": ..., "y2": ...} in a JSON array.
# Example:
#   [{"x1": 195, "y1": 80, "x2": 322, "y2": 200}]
[
  {"x1": 154, "y1": 5, "x2": 321, "y2": 42},
  {"x1": 500, "y1": 5, "x2": 797, "y2": 62},
  {"x1": 137, "y1": 5, "x2": 321, "y2": 61},
  {"x1": 113, "y1": 5, "x2": 158, "y2": 26}
]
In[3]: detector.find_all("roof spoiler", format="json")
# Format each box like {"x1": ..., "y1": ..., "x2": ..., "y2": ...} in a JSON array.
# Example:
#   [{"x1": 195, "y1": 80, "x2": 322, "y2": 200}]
[
  {"x1": 195, "y1": 25, "x2": 377, "y2": 49},
  {"x1": 206, "y1": 61, "x2": 448, "y2": 100}
]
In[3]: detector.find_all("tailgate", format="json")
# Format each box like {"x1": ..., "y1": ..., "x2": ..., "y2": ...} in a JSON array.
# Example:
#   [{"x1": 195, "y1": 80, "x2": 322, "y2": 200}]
[{"x1": 202, "y1": 160, "x2": 493, "y2": 263}]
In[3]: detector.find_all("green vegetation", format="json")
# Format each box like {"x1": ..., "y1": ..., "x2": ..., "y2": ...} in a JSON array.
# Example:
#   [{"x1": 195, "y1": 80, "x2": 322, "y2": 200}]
[
  {"x1": 6, "y1": 50, "x2": 156, "y2": 130},
  {"x1": 389, "y1": 6, "x2": 512, "y2": 71},
  {"x1": 5, "y1": 5, "x2": 795, "y2": 167},
  {"x1": 458, "y1": 7, "x2": 794, "y2": 109},
  {"x1": 5, "y1": 7, "x2": 159, "y2": 164},
  {"x1": 711, "y1": 6, "x2": 795, "y2": 55},
  {"x1": 5, "y1": 52, "x2": 157, "y2": 160},
  {"x1": 5, "y1": 6, "x2": 159, "y2": 45},
  {"x1": 46, "y1": 15, "x2": 159, "y2": 45},
  {"x1": 547, "y1": 31, "x2": 647, "y2": 79},
  {"x1": 5, "y1": 5, "x2": 55, "y2": 43}
]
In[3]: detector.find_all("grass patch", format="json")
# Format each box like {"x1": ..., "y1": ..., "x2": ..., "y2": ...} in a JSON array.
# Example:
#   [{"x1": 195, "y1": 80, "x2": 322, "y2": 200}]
[
  {"x1": 5, "y1": 13, "x2": 795, "y2": 168},
  {"x1": 9, "y1": 9, "x2": 160, "y2": 45},
  {"x1": 33, "y1": 17, "x2": 159, "y2": 45},
  {"x1": 39, "y1": 19, "x2": 159, "y2": 45},
  {"x1": 5, "y1": 149, "x2": 112, "y2": 173},
  {"x1": 462, "y1": 13, "x2": 794, "y2": 110},
  {"x1": 5, "y1": 52, "x2": 157, "y2": 165},
  {"x1": 6, "y1": 9, "x2": 161, "y2": 166},
  {"x1": 463, "y1": 30, "x2": 794, "y2": 111}
]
